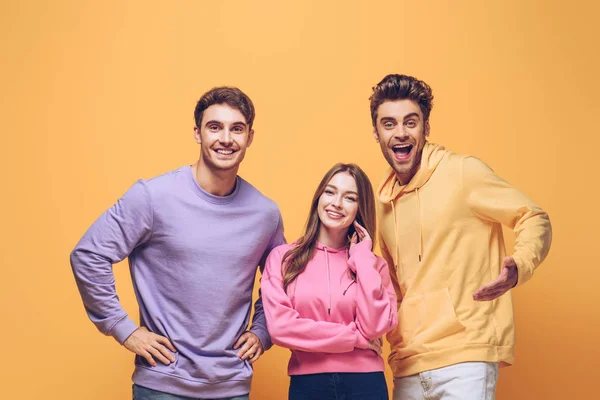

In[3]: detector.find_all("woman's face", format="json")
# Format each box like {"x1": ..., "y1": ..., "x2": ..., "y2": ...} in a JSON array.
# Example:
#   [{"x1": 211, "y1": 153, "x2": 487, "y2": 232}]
[{"x1": 317, "y1": 171, "x2": 359, "y2": 233}]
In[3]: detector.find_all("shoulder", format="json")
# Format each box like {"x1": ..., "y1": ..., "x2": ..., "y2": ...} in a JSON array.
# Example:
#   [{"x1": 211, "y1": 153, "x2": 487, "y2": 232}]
[
  {"x1": 238, "y1": 177, "x2": 281, "y2": 215},
  {"x1": 141, "y1": 166, "x2": 189, "y2": 196}
]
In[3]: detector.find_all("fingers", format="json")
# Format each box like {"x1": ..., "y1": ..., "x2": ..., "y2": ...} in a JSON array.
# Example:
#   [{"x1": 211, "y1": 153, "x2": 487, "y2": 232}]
[
  {"x1": 233, "y1": 333, "x2": 247, "y2": 350},
  {"x1": 350, "y1": 232, "x2": 358, "y2": 245},
  {"x1": 353, "y1": 221, "x2": 371, "y2": 241},
  {"x1": 140, "y1": 350, "x2": 158, "y2": 367},
  {"x1": 156, "y1": 335, "x2": 177, "y2": 353},
  {"x1": 235, "y1": 333, "x2": 264, "y2": 362},
  {"x1": 237, "y1": 339, "x2": 257, "y2": 359},
  {"x1": 147, "y1": 346, "x2": 172, "y2": 366},
  {"x1": 153, "y1": 342, "x2": 176, "y2": 363},
  {"x1": 249, "y1": 349, "x2": 262, "y2": 364}
]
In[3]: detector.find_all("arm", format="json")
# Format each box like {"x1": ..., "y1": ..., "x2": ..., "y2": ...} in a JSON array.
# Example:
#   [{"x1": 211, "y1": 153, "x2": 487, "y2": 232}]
[
  {"x1": 463, "y1": 156, "x2": 552, "y2": 288},
  {"x1": 70, "y1": 180, "x2": 152, "y2": 344},
  {"x1": 380, "y1": 236, "x2": 403, "y2": 309},
  {"x1": 248, "y1": 211, "x2": 286, "y2": 352},
  {"x1": 261, "y1": 247, "x2": 370, "y2": 353},
  {"x1": 348, "y1": 239, "x2": 398, "y2": 340}
]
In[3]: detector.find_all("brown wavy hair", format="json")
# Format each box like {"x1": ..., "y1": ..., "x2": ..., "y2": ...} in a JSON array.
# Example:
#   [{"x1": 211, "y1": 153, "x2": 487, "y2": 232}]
[
  {"x1": 369, "y1": 74, "x2": 434, "y2": 127},
  {"x1": 282, "y1": 163, "x2": 377, "y2": 293},
  {"x1": 194, "y1": 86, "x2": 256, "y2": 129}
]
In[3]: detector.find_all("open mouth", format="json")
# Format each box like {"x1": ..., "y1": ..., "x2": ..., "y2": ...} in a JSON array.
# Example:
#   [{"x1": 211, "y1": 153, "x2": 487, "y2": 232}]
[{"x1": 392, "y1": 144, "x2": 413, "y2": 161}]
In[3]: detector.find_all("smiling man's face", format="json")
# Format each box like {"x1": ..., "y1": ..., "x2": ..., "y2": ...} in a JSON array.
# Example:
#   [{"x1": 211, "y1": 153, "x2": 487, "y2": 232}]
[
  {"x1": 373, "y1": 99, "x2": 429, "y2": 185},
  {"x1": 194, "y1": 103, "x2": 254, "y2": 173}
]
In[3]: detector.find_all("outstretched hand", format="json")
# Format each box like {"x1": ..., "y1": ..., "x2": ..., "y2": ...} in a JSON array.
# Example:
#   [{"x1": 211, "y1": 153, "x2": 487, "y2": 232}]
[
  {"x1": 473, "y1": 257, "x2": 519, "y2": 301},
  {"x1": 123, "y1": 326, "x2": 177, "y2": 367}
]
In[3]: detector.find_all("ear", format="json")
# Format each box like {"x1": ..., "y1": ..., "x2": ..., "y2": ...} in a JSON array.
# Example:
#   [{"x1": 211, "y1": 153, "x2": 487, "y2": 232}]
[
  {"x1": 372, "y1": 128, "x2": 380, "y2": 143},
  {"x1": 246, "y1": 129, "x2": 255, "y2": 147},
  {"x1": 424, "y1": 120, "x2": 431, "y2": 137},
  {"x1": 194, "y1": 126, "x2": 201, "y2": 144}
]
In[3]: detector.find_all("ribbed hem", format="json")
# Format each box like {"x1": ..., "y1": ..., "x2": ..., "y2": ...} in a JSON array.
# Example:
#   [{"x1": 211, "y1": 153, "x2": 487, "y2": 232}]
[
  {"x1": 133, "y1": 367, "x2": 251, "y2": 398},
  {"x1": 289, "y1": 349, "x2": 384, "y2": 375},
  {"x1": 389, "y1": 344, "x2": 514, "y2": 378}
]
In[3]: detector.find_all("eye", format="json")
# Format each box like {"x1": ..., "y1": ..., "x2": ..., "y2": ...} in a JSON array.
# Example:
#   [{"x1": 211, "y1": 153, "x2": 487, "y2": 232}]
[
  {"x1": 208, "y1": 124, "x2": 220, "y2": 131},
  {"x1": 324, "y1": 189, "x2": 335, "y2": 195},
  {"x1": 345, "y1": 196, "x2": 357, "y2": 202},
  {"x1": 406, "y1": 120, "x2": 417, "y2": 128},
  {"x1": 383, "y1": 121, "x2": 395, "y2": 129},
  {"x1": 232, "y1": 126, "x2": 244, "y2": 133}
]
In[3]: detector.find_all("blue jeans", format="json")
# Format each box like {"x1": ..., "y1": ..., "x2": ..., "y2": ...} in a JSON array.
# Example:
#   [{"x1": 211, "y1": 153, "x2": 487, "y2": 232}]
[
  {"x1": 132, "y1": 384, "x2": 249, "y2": 400},
  {"x1": 289, "y1": 372, "x2": 389, "y2": 400}
]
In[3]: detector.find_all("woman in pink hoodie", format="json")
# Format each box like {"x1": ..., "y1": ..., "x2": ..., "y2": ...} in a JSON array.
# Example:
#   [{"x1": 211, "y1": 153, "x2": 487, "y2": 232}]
[{"x1": 261, "y1": 163, "x2": 398, "y2": 399}]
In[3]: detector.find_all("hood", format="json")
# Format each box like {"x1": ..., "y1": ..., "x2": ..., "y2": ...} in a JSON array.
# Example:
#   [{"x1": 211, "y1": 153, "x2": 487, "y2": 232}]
[{"x1": 377, "y1": 142, "x2": 448, "y2": 203}]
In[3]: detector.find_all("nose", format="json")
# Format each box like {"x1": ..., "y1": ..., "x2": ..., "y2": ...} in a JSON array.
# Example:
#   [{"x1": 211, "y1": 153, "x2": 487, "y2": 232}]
[
  {"x1": 331, "y1": 194, "x2": 343, "y2": 209},
  {"x1": 394, "y1": 128, "x2": 409, "y2": 141},
  {"x1": 219, "y1": 128, "x2": 233, "y2": 146}
]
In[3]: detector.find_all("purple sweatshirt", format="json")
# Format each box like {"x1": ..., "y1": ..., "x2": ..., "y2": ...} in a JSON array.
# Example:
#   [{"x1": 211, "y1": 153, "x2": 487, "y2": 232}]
[{"x1": 70, "y1": 166, "x2": 285, "y2": 398}]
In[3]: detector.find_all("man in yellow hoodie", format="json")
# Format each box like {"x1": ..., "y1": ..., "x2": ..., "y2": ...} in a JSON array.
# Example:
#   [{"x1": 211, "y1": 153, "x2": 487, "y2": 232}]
[{"x1": 370, "y1": 74, "x2": 552, "y2": 399}]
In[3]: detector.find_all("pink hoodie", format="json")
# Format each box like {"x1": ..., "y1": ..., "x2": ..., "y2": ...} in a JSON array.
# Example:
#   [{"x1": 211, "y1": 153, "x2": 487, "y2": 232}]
[{"x1": 261, "y1": 239, "x2": 397, "y2": 375}]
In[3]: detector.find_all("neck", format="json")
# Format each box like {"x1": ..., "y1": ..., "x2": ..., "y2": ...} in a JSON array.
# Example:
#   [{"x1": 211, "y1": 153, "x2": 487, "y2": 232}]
[
  {"x1": 192, "y1": 159, "x2": 238, "y2": 196},
  {"x1": 396, "y1": 147, "x2": 424, "y2": 185},
  {"x1": 396, "y1": 166, "x2": 419, "y2": 186},
  {"x1": 317, "y1": 226, "x2": 349, "y2": 249}
]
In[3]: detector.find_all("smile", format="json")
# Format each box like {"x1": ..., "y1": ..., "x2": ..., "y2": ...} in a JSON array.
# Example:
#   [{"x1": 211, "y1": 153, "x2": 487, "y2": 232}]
[
  {"x1": 392, "y1": 143, "x2": 413, "y2": 161},
  {"x1": 325, "y1": 210, "x2": 345, "y2": 219},
  {"x1": 214, "y1": 149, "x2": 236, "y2": 155}
]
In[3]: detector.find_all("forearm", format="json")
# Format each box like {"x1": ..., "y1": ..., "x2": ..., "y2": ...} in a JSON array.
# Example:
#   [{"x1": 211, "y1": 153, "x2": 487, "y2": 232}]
[
  {"x1": 70, "y1": 245, "x2": 138, "y2": 343},
  {"x1": 350, "y1": 242, "x2": 397, "y2": 338}
]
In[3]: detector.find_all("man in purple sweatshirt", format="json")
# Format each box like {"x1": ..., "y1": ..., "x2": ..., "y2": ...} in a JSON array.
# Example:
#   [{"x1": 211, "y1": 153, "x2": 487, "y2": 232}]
[{"x1": 70, "y1": 87, "x2": 285, "y2": 400}]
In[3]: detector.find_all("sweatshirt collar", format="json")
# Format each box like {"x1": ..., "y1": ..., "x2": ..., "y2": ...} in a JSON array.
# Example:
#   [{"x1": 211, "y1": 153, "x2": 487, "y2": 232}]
[{"x1": 184, "y1": 166, "x2": 241, "y2": 205}]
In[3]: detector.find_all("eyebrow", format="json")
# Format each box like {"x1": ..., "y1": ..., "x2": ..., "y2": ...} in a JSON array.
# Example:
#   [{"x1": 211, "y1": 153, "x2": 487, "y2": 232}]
[
  {"x1": 379, "y1": 113, "x2": 420, "y2": 123},
  {"x1": 204, "y1": 120, "x2": 247, "y2": 128},
  {"x1": 325, "y1": 184, "x2": 358, "y2": 196}
]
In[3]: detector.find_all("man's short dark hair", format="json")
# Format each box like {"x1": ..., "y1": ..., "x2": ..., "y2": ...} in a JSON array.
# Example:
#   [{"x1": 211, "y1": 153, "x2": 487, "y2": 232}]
[
  {"x1": 369, "y1": 74, "x2": 434, "y2": 127},
  {"x1": 194, "y1": 87, "x2": 256, "y2": 129}
]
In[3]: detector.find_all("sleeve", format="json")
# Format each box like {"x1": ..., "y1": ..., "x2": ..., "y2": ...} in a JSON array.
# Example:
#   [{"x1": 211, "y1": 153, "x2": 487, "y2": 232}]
[
  {"x1": 69, "y1": 180, "x2": 153, "y2": 344},
  {"x1": 462, "y1": 156, "x2": 552, "y2": 286},
  {"x1": 250, "y1": 210, "x2": 286, "y2": 350},
  {"x1": 380, "y1": 236, "x2": 403, "y2": 308},
  {"x1": 260, "y1": 247, "x2": 370, "y2": 353},
  {"x1": 348, "y1": 240, "x2": 398, "y2": 340}
]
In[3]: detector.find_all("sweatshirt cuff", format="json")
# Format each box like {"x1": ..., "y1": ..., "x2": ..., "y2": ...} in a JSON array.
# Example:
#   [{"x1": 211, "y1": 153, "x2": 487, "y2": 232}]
[
  {"x1": 353, "y1": 323, "x2": 369, "y2": 349},
  {"x1": 349, "y1": 239, "x2": 373, "y2": 258},
  {"x1": 111, "y1": 317, "x2": 139, "y2": 345},
  {"x1": 512, "y1": 255, "x2": 534, "y2": 288},
  {"x1": 250, "y1": 326, "x2": 273, "y2": 351}
]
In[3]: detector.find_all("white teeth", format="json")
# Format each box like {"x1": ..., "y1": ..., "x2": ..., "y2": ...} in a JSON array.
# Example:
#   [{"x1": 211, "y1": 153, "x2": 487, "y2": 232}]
[
  {"x1": 216, "y1": 149, "x2": 233, "y2": 155},
  {"x1": 326, "y1": 211, "x2": 343, "y2": 218}
]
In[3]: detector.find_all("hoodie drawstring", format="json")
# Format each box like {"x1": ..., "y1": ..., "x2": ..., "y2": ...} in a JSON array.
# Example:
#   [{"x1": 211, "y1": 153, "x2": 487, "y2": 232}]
[
  {"x1": 416, "y1": 187, "x2": 423, "y2": 263},
  {"x1": 324, "y1": 246, "x2": 332, "y2": 315},
  {"x1": 390, "y1": 201, "x2": 401, "y2": 272},
  {"x1": 390, "y1": 188, "x2": 424, "y2": 267}
]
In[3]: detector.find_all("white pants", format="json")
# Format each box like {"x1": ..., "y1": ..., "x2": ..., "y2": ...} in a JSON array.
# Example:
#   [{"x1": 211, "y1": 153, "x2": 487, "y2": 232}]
[{"x1": 393, "y1": 362, "x2": 498, "y2": 400}]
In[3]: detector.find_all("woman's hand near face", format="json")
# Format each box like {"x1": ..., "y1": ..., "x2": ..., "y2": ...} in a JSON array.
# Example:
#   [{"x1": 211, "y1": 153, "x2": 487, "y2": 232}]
[{"x1": 349, "y1": 221, "x2": 372, "y2": 251}]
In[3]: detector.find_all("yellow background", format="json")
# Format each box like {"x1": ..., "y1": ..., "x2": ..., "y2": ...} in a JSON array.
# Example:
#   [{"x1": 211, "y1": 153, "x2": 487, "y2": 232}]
[{"x1": 1, "y1": 1, "x2": 598, "y2": 398}]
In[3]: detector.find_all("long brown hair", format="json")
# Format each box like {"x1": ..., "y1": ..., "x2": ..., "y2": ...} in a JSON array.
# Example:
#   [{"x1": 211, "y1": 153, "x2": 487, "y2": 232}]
[{"x1": 282, "y1": 163, "x2": 377, "y2": 293}]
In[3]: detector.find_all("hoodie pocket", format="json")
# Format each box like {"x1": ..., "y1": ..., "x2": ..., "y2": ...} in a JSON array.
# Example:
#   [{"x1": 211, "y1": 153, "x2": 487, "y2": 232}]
[{"x1": 397, "y1": 288, "x2": 466, "y2": 356}]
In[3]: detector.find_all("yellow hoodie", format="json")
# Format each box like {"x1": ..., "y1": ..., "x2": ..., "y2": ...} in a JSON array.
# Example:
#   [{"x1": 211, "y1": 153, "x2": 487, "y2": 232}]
[{"x1": 377, "y1": 142, "x2": 552, "y2": 377}]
